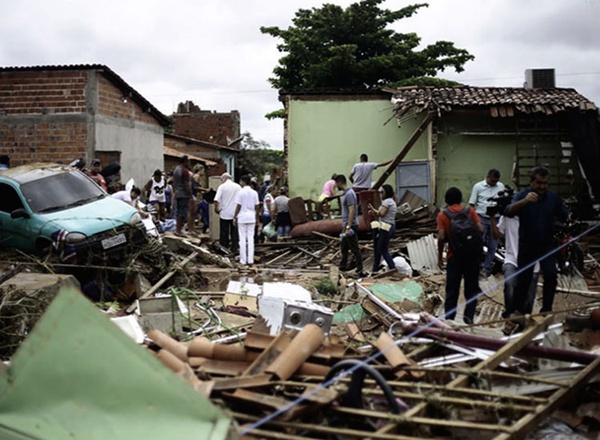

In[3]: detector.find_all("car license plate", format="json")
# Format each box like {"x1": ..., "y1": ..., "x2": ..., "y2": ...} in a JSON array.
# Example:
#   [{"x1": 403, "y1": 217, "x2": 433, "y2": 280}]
[{"x1": 101, "y1": 233, "x2": 127, "y2": 250}]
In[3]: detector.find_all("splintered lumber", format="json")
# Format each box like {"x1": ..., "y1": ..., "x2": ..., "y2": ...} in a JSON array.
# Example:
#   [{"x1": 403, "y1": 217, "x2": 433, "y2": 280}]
[{"x1": 141, "y1": 251, "x2": 198, "y2": 300}]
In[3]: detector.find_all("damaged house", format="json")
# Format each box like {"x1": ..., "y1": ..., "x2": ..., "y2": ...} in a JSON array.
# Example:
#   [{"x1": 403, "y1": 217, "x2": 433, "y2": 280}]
[{"x1": 283, "y1": 69, "x2": 599, "y2": 215}]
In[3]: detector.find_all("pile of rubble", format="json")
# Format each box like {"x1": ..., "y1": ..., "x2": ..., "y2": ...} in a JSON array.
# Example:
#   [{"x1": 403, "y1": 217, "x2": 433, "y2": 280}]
[{"x1": 1, "y1": 207, "x2": 600, "y2": 439}]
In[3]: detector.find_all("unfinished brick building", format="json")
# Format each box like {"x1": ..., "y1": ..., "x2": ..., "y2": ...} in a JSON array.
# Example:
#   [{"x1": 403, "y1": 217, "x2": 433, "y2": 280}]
[
  {"x1": 0, "y1": 64, "x2": 170, "y2": 186},
  {"x1": 171, "y1": 101, "x2": 241, "y2": 175}
]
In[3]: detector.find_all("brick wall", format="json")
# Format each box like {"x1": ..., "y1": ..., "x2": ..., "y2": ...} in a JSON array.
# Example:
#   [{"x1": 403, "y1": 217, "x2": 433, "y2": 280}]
[
  {"x1": 0, "y1": 70, "x2": 90, "y2": 166},
  {"x1": 97, "y1": 76, "x2": 158, "y2": 125},
  {"x1": 0, "y1": 121, "x2": 87, "y2": 166},
  {"x1": 0, "y1": 70, "x2": 87, "y2": 115},
  {"x1": 172, "y1": 108, "x2": 240, "y2": 147}
]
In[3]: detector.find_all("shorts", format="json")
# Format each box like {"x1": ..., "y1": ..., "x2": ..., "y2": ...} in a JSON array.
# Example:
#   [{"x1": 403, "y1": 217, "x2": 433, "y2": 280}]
[
  {"x1": 318, "y1": 193, "x2": 332, "y2": 203},
  {"x1": 149, "y1": 200, "x2": 166, "y2": 207},
  {"x1": 175, "y1": 197, "x2": 189, "y2": 219}
]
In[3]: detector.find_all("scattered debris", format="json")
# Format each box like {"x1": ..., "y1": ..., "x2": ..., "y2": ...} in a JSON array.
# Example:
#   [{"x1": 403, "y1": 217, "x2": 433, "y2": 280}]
[{"x1": 2, "y1": 199, "x2": 600, "y2": 439}]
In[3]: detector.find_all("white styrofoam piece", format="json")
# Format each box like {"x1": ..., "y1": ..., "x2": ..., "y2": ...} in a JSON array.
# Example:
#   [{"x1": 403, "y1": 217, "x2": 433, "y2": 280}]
[
  {"x1": 111, "y1": 315, "x2": 145, "y2": 344},
  {"x1": 226, "y1": 280, "x2": 262, "y2": 297},
  {"x1": 261, "y1": 282, "x2": 312, "y2": 301}
]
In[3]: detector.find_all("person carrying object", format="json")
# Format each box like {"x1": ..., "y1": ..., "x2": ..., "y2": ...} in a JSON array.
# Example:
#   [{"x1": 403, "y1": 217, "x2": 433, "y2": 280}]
[{"x1": 368, "y1": 184, "x2": 397, "y2": 274}]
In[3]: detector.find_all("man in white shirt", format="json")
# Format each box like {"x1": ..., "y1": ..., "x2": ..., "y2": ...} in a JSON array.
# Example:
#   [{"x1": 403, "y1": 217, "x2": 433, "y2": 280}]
[
  {"x1": 214, "y1": 172, "x2": 241, "y2": 252},
  {"x1": 469, "y1": 169, "x2": 505, "y2": 277},
  {"x1": 233, "y1": 175, "x2": 260, "y2": 265}
]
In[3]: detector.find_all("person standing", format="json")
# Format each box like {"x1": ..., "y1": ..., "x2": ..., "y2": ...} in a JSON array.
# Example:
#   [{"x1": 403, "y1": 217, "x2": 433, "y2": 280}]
[
  {"x1": 437, "y1": 187, "x2": 484, "y2": 324},
  {"x1": 507, "y1": 166, "x2": 568, "y2": 315},
  {"x1": 87, "y1": 158, "x2": 107, "y2": 192},
  {"x1": 214, "y1": 172, "x2": 241, "y2": 252},
  {"x1": 317, "y1": 173, "x2": 338, "y2": 219},
  {"x1": 259, "y1": 185, "x2": 275, "y2": 241},
  {"x1": 368, "y1": 184, "x2": 397, "y2": 273},
  {"x1": 469, "y1": 168, "x2": 505, "y2": 277},
  {"x1": 491, "y1": 212, "x2": 540, "y2": 333},
  {"x1": 233, "y1": 175, "x2": 260, "y2": 266},
  {"x1": 349, "y1": 154, "x2": 392, "y2": 192},
  {"x1": 272, "y1": 186, "x2": 292, "y2": 237},
  {"x1": 144, "y1": 169, "x2": 167, "y2": 221},
  {"x1": 173, "y1": 155, "x2": 193, "y2": 237},
  {"x1": 335, "y1": 174, "x2": 365, "y2": 277}
]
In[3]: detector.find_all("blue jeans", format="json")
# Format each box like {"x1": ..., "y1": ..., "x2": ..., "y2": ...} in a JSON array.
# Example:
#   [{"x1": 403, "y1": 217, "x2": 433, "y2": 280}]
[
  {"x1": 372, "y1": 224, "x2": 396, "y2": 272},
  {"x1": 503, "y1": 263, "x2": 540, "y2": 317},
  {"x1": 480, "y1": 217, "x2": 498, "y2": 276},
  {"x1": 445, "y1": 255, "x2": 480, "y2": 323}
]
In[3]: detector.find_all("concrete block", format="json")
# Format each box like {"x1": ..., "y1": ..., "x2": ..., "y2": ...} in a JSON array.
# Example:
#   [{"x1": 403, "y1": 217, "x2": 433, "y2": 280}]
[{"x1": 200, "y1": 267, "x2": 231, "y2": 291}]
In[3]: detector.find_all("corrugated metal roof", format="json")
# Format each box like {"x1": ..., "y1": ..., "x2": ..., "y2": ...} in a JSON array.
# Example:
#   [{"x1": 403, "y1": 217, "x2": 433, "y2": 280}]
[
  {"x1": 164, "y1": 146, "x2": 218, "y2": 166},
  {"x1": 406, "y1": 233, "x2": 442, "y2": 275},
  {"x1": 386, "y1": 86, "x2": 597, "y2": 119},
  {"x1": 0, "y1": 64, "x2": 171, "y2": 126},
  {"x1": 165, "y1": 133, "x2": 239, "y2": 152}
]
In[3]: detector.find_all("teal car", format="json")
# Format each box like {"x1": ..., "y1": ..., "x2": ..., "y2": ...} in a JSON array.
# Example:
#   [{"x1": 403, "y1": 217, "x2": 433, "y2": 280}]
[{"x1": 0, "y1": 163, "x2": 147, "y2": 263}]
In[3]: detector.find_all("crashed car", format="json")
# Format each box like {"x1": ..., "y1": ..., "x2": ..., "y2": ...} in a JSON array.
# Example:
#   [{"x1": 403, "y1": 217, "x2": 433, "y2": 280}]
[{"x1": 0, "y1": 163, "x2": 147, "y2": 263}]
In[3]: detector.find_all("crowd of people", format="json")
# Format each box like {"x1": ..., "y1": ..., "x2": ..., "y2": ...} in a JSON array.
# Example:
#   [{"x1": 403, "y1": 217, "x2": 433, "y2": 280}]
[
  {"x1": 436, "y1": 166, "x2": 569, "y2": 333},
  {"x1": 2, "y1": 151, "x2": 573, "y2": 330}
]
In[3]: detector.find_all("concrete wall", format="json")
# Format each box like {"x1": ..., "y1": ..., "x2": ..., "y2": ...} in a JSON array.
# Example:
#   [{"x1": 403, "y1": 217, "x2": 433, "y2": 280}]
[
  {"x1": 286, "y1": 95, "x2": 429, "y2": 200},
  {"x1": 95, "y1": 117, "x2": 164, "y2": 188}
]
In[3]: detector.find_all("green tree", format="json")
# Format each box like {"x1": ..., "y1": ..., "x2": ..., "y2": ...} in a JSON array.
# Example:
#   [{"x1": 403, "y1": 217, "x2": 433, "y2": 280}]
[
  {"x1": 260, "y1": 0, "x2": 473, "y2": 91},
  {"x1": 236, "y1": 132, "x2": 284, "y2": 180}
]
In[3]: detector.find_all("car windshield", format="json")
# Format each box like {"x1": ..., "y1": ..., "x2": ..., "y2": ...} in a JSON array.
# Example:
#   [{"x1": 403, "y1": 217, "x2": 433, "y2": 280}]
[{"x1": 21, "y1": 171, "x2": 106, "y2": 213}]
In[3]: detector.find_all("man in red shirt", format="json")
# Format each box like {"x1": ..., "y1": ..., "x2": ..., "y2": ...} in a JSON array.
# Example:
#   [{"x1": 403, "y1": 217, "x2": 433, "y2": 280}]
[
  {"x1": 437, "y1": 187, "x2": 484, "y2": 324},
  {"x1": 87, "y1": 158, "x2": 107, "y2": 192}
]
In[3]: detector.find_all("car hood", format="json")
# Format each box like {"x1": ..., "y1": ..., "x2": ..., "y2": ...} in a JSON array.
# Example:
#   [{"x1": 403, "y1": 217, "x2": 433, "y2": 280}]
[{"x1": 39, "y1": 196, "x2": 138, "y2": 236}]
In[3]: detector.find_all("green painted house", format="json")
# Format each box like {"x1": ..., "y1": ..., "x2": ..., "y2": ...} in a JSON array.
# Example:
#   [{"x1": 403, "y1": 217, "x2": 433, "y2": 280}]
[{"x1": 283, "y1": 86, "x2": 598, "y2": 212}]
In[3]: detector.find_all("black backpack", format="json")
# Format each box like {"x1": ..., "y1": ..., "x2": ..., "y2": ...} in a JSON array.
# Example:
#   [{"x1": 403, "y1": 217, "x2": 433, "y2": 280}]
[{"x1": 444, "y1": 207, "x2": 483, "y2": 257}]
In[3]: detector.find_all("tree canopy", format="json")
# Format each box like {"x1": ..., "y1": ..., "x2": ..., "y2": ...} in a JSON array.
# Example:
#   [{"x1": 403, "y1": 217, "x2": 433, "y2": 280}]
[
  {"x1": 260, "y1": 0, "x2": 474, "y2": 91},
  {"x1": 235, "y1": 132, "x2": 284, "y2": 181}
]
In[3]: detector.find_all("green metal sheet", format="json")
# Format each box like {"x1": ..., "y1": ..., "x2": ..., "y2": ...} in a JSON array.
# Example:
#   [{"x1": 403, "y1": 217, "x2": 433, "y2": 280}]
[
  {"x1": 369, "y1": 281, "x2": 423, "y2": 303},
  {"x1": 0, "y1": 287, "x2": 232, "y2": 440}
]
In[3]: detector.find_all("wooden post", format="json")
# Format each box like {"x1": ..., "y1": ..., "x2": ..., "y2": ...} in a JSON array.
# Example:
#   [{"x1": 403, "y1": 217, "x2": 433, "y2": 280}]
[{"x1": 372, "y1": 112, "x2": 435, "y2": 190}]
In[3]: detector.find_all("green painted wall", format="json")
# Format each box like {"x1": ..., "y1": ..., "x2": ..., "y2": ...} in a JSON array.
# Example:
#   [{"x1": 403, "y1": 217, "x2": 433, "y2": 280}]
[
  {"x1": 434, "y1": 114, "x2": 568, "y2": 206},
  {"x1": 287, "y1": 97, "x2": 428, "y2": 200}
]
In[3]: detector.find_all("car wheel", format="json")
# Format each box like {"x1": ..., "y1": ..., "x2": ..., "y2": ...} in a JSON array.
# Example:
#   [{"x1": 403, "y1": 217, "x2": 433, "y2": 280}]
[{"x1": 35, "y1": 238, "x2": 53, "y2": 258}]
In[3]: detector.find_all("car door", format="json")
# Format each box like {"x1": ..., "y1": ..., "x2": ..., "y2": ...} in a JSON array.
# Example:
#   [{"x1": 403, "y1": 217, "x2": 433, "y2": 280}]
[{"x1": 0, "y1": 182, "x2": 37, "y2": 252}]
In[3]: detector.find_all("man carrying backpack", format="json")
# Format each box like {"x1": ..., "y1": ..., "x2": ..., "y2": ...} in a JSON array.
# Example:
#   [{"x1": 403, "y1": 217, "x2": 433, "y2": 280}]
[{"x1": 437, "y1": 187, "x2": 484, "y2": 324}]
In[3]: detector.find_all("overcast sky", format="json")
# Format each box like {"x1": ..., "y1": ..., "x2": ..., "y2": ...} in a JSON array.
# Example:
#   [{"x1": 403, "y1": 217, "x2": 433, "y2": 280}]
[{"x1": 1, "y1": 0, "x2": 599, "y2": 150}]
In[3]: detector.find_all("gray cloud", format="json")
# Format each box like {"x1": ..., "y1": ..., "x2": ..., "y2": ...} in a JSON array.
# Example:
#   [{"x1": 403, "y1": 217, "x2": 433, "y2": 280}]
[{"x1": 0, "y1": 0, "x2": 598, "y2": 151}]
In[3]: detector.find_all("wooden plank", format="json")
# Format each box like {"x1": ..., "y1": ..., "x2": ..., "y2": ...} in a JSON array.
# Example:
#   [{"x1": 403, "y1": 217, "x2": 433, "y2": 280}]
[
  {"x1": 126, "y1": 251, "x2": 199, "y2": 314},
  {"x1": 372, "y1": 112, "x2": 435, "y2": 190},
  {"x1": 494, "y1": 354, "x2": 600, "y2": 440},
  {"x1": 212, "y1": 373, "x2": 273, "y2": 391},
  {"x1": 234, "y1": 412, "x2": 425, "y2": 440}
]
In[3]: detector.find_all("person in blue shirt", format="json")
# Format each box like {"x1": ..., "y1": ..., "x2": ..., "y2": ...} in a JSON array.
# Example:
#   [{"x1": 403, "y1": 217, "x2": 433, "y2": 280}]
[{"x1": 507, "y1": 166, "x2": 568, "y2": 315}]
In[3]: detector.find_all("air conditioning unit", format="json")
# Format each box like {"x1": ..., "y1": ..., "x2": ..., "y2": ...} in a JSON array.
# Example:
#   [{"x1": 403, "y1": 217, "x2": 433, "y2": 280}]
[{"x1": 525, "y1": 69, "x2": 555, "y2": 88}]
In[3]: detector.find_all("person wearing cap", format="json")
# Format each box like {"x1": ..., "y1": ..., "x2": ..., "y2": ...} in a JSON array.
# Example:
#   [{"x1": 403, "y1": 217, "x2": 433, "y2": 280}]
[
  {"x1": 144, "y1": 169, "x2": 167, "y2": 221},
  {"x1": 214, "y1": 172, "x2": 241, "y2": 252},
  {"x1": 87, "y1": 158, "x2": 107, "y2": 191}
]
